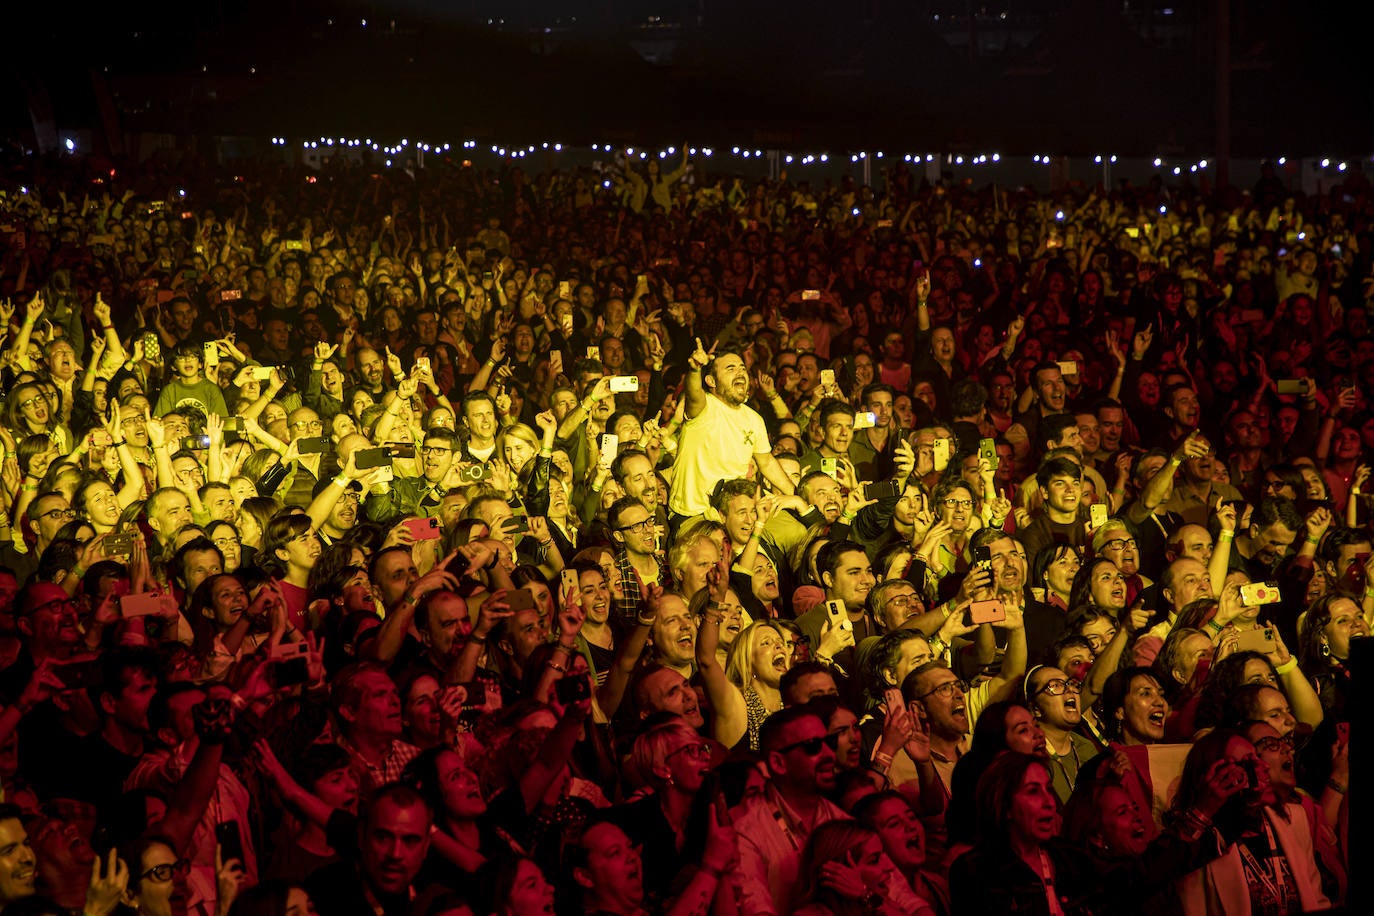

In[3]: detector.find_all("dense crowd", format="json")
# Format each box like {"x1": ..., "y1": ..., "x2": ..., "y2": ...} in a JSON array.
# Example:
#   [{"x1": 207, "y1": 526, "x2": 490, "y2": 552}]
[{"x1": 0, "y1": 147, "x2": 1364, "y2": 915}]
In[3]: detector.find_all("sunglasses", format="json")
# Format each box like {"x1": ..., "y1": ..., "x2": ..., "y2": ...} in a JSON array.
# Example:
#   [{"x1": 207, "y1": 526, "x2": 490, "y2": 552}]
[{"x1": 778, "y1": 732, "x2": 841, "y2": 757}]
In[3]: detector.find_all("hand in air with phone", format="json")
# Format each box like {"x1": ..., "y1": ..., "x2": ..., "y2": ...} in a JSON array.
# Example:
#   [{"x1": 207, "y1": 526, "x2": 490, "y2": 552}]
[{"x1": 472, "y1": 590, "x2": 514, "y2": 646}]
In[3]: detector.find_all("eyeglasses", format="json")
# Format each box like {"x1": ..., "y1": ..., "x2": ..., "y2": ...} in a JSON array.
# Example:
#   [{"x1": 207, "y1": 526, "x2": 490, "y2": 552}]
[
  {"x1": 917, "y1": 679, "x2": 968, "y2": 701},
  {"x1": 31, "y1": 599, "x2": 77, "y2": 617},
  {"x1": 885, "y1": 594, "x2": 920, "y2": 609},
  {"x1": 1252, "y1": 735, "x2": 1295, "y2": 754},
  {"x1": 942, "y1": 499, "x2": 974, "y2": 510},
  {"x1": 141, "y1": 859, "x2": 191, "y2": 883},
  {"x1": 667, "y1": 742, "x2": 714, "y2": 763},
  {"x1": 1034, "y1": 678, "x2": 1082, "y2": 697},
  {"x1": 616, "y1": 518, "x2": 655, "y2": 534},
  {"x1": 421, "y1": 445, "x2": 453, "y2": 456},
  {"x1": 17, "y1": 397, "x2": 43, "y2": 411},
  {"x1": 211, "y1": 536, "x2": 240, "y2": 549},
  {"x1": 292, "y1": 420, "x2": 324, "y2": 431},
  {"x1": 38, "y1": 508, "x2": 77, "y2": 521},
  {"x1": 778, "y1": 732, "x2": 842, "y2": 756},
  {"x1": 1101, "y1": 538, "x2": 1137, "y2": 552}
]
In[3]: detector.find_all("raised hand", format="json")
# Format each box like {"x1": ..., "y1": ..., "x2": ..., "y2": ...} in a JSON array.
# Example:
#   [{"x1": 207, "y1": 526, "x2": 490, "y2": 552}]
[
  {"x1": 144, "y1": 407, "x2": 166, "y2": 449},
  {"x1": 687, "y1": 337, "x2": 713, "y2": 371},
  {"x1": 93, "y1": 294, "x2": 112, "y2": 328},
  {"x1": 914, "y1": 271, "x2": 932, "y2": 301},
  {"x1": 1131, "y1": 324, "x2": 1154, "y2": 360},
  {"x1": 84, "y1": 849, "x2": 129, "y2": 916}
]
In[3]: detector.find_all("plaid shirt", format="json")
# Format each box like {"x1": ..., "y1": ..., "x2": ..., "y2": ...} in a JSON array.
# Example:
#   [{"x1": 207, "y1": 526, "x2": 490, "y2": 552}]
[
  {"x1": 335, "y1": 733, "x2": 422, "y2": 796},
  {"x1": 611, "y1": 548, "x2": 670, "y2": 627}
]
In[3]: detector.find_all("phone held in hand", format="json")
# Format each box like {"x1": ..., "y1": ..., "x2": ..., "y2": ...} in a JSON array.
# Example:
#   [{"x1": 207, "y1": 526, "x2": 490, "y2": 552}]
[
  {"x1": 120, "y1": 594, "x2": 163, "y2": 618},
  {"x1": 965, "y1": 599, "x2": 1006, "y2": 626},
  {"x1": 402, "y1": 517, "x2": 441, "y2": 541},
  {"x1": 864, "y1": 479, "x2": 901, "y2": 500}
]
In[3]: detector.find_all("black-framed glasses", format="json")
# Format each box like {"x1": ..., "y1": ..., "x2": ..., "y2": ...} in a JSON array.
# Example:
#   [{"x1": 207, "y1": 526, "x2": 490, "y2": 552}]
[
  {"x1": 778, "y1": 732, "x2": 841, "y2": 756},
  {"x1": 942, "y1": 499, "x2": 973, "y2": 510},
  {"x1": 1034, "y1": 678, "x2": 1082, "y2": 697},
  {"x1": 38, "y1": 508, "x2": 77, "y2": 521},
  {"x1": 917, "y1": 679, "x2": 968, "y2": 702},
  {"x1": 1101, "y1": 538, "x2": 1137, "y2": 552},
  {"x1": 616, "y1": 518, "x2": 654, "y2": 534},
  {"x1": 141, "y1": 859, "x2": 191, "y2": 883}
]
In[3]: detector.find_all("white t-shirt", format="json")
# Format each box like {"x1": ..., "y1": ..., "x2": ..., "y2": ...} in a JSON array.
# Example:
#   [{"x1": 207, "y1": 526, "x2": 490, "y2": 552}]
[{"x1": 669, "y1": 393, "x2": 770, "y2": 517}]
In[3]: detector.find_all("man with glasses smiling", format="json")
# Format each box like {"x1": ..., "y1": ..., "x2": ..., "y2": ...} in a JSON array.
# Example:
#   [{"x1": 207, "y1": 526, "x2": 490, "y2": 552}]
[
  {"x1": 608, "y1": 497, "x2": 669, "y2": 627},
  {"x1": 365, "y1": 430, "x2": 459, "y2": 523},
  {"x1": 1, "y1": 492, "x2": 72, "y2": 583}
]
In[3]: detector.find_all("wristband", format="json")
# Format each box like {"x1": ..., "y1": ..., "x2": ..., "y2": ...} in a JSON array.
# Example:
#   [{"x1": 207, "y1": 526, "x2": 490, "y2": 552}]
[
  {"x1": 636, "y1": 614, "x2": 656, "y2": 627},
  {"x1": 547, "y1": 660, "x2": 567, "y2": 673},
  {"x1": 1218, "y1": 531, "x2": 1234, "y2": 541},
  {"x1": 70, "y1": 565, "x2": 85, "y2": 580},
  {"x1": 1327, "y1": 778, "x2": 1348, "y2": 795},
  {"x1": 333, "y1": 474, "x2": 352, "y2": 488},
  {"x1": 556, "y1": 640, "x2": 578, "y2": 652},
  {"x1": 1274, "y1": 657, "x2": 1298, "y2": 676},
  {"x1": 872, "y1": 750, "x2": 895, "y2": 769},
  {"x1": 468, "y1": 633, "x2": 487, "y2": 644},
  {"x1": 112, "y1": 439, "x2": 127, "y2": 446},
  {"x1": 1304, "y1": 536, "x2": 1320, "y2": 545}
]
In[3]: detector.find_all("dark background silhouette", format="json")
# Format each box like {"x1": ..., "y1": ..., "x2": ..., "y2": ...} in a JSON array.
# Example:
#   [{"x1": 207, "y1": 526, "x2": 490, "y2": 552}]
[{"x1": 3, "y1": 0, "x2": 1371, "y2": 156}]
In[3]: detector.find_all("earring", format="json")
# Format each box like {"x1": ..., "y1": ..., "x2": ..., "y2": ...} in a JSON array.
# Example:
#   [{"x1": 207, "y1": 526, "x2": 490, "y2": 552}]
[{"x1": 1321, "y1": 641, "x2": 1331, "y2": 658}]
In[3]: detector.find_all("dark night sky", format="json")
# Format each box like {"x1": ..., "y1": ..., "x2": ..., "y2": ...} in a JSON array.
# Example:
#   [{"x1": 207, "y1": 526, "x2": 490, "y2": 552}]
[{"x1": 4, "y1": 0, "x2": 1372, "y2": 156}]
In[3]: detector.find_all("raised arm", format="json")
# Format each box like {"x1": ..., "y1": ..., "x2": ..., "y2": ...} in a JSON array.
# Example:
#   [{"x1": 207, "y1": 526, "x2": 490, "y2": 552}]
[
  {"x1": 695, "y1": 555, "x2": 747, "y2": 747},
  {"x1": 683, "y1": 337, "x2": 712, "y2": 420}
]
